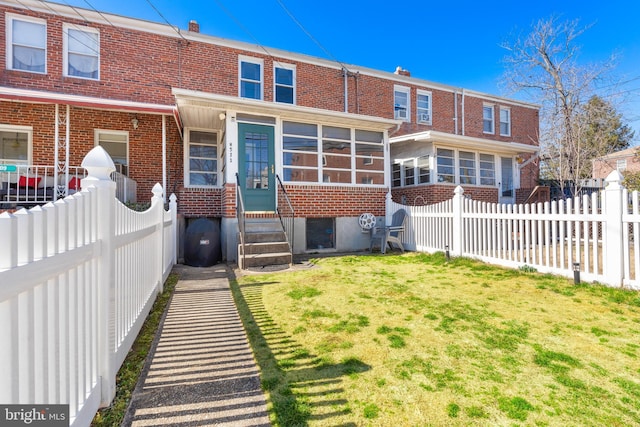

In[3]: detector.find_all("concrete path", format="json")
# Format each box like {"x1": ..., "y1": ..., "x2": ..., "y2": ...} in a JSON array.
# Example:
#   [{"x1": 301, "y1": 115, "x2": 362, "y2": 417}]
[{"x1": 121, "y1": 264, "x2": 271, "y2": 427}]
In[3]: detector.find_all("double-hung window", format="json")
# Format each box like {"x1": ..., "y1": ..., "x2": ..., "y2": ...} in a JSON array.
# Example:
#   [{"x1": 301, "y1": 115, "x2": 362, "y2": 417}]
[
  {"x1": 436, "y1": 148, "x2": 455, "y2": 183},
  {"x1": 394, "y1": 86, "x2": 410, "y2": 121},
  {"x1": 458, "y1": 151, "x2": 476, "y2": 185},
  {"x1": 186, "y1": 130, "x2": 219, "y2": 186},
  {"x1": 479, "y1": 154, "x2": 496, "y2": 185},
  {"x1": 483, "y1": 105, "x2": 494, "y2": 134},
  {"x1": 7, "y1": 15, "x2": 46, "y2": 73},
  {"x1": 416, "y1": 90, "x2": 432, "y2": 124},
  {"x1": 274, "y1": 64, "x2": 295, "y2": 104},
  {"x1": 64, "y1": 24, "x2": 99, "y2": 79},
  {"x1": 239, "y1": 57, "x2": 263, "y2": 100},
  {"x1": 499, "y1": 107, "x2": 511, "y2": 136}
]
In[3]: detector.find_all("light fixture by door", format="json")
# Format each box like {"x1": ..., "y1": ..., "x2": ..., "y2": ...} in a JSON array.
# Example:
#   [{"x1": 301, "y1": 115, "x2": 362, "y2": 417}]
[{"x1": 131, "y1": 116, "x2": 139, "y2": 129}]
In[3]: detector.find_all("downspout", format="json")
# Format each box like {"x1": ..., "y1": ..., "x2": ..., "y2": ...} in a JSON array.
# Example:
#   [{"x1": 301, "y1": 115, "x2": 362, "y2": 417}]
[
  {"x1": 343, "y1": 68, "x2": 348, "y2": 113},
  {"x1": 453, "y1": 90, "x2": 458, "y2": 135},
  {"x1": 461, "y1": 89, "x2": 465, "y2": 136},
  {"x1": 162, "y1": 115, "x2": 167, "y2": 203}
]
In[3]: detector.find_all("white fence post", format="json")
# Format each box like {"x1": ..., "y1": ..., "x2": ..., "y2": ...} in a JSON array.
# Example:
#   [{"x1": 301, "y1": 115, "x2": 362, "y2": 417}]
[
  {"x1": 81, "y1": 146, "x2": 117, "y2": 406},
  {"x1": 452, "y1": 186, "x2": 464, "y2": 256},
  {"x1": 170, "y1": 193, "x2": 178, "y2": 265},
  {"x1": 603, "y1": 170, "x2": 624, "y2": 287},
  {"x1": 151, "y1": 183, "x2": 164, "y2": 294}
]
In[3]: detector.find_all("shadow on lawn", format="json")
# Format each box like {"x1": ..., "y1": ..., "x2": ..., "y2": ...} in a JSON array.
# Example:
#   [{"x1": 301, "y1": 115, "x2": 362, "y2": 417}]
[{"x1": 230, "y1": 275, "x2": 367, "y2": 426}]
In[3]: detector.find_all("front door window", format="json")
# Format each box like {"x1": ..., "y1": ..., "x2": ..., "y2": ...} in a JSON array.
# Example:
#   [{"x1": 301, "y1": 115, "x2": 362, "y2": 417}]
[{"x1": 239, "y1": 123, "x2": 275, "y2": 211}]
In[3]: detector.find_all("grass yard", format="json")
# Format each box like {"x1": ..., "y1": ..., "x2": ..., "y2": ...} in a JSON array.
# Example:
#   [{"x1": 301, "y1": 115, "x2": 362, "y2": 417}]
[{"x1": 231, "y1": 252, "x2": 640, "y2": 426}]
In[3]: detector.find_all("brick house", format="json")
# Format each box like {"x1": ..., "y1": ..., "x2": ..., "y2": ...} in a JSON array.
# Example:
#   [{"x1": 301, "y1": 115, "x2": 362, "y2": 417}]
[
  {"x1": 0, "y1": 0, "x2": 539, "y2": 263},
  {"x1": 592, "y1": 147, "x2": 640, "y2": 179}
]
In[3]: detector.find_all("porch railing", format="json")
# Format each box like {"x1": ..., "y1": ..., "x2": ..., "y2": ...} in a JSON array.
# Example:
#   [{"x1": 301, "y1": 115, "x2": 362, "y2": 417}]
[
  {"x1": 0, "y1": 164, "x2": 136, "y2": 207},
  {"x1": 276, "y1": 174, "x2": 295, "y2": 251},
  {"x1": 236, "y1": 173, "x2": 246, "y2": 269}
]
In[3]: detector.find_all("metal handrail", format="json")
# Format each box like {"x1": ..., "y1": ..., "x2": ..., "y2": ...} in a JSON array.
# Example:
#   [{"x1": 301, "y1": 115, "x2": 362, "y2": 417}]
[
  {"x1": 235, "y1": 173, "x2": 246, "y2": 269},
  {"x1": 276, "y1": 174, "x2": 295, "y2": 252}
]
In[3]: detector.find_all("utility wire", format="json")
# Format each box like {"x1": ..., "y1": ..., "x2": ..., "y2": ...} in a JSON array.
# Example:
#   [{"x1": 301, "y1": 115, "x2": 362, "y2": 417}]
[
  {"x1": 144, "y1": 0, "x2": 189, "y2": 43},
  {"x1": 274, "y1": 0, "x2": 349, "y2": 72}
]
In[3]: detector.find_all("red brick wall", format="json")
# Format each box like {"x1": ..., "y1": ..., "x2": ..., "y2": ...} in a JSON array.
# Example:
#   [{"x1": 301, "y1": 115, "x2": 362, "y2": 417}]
[
  {"x1": 285, "y1": 185, "x2": 387, "y2": 217},
  {"x1": 392, "y1": 184, "x2": 499, "y2": 205}
]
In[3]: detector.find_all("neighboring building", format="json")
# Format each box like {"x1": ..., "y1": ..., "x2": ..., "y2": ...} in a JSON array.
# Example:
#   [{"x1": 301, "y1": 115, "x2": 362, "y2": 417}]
[
  {"x1": 592, "y1": 147, "x2": 640, "y2": 179},
  {"x1": 0, "y1": 0, "x2": 539, "y2": 262}
]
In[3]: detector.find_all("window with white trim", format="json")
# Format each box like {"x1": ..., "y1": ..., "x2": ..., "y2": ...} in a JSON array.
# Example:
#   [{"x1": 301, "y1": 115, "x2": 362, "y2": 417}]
[
  {"x1": 483, "y1": 105, "x2": 494, "y2": 134},
  {"x1": 96, "y1": 130, "x2": 128, "y2": 175},
  {"x1": 499, "y1": 107, "x2": 511, "y2": 136},
  {"x1": 459, "y1": 151, "x2": 476, "y2": 185},
  {"x1": 186, "y1": 130, "x2": 219, "y2": 186},
  {"x1": 7, "y1": 14, "x2": 46, "y2": 73},
  {"x1": 394, "y1": 86, "x2": 410, "y2": 121},
  {"x1": 63, "y1": 24, "x2": 99, "y2": 80},
  {"x1": 0, "y1": 126, "x2": 31, "y2": 164},
  {"x1": 274, "y1": 64, "x2": 295, "y2": 104},
  {"x1": 436, "y1": 148, "x2": 455, "y2": 183},
  {"x1": 282, "y1": 122, "x2": 384, "y2": 185},
  {"x1": 239, "y1": 56, "x2": 263, "y2": 100},
  {"x1": 479, "y1": 154, "x2": 496, "y2": 185},
  {"x1": 617, "y1": 159, "x2": 627, "y2": 172},
  {"x1": 417, "y1": 90, "x2": 432, "y2": 124}
]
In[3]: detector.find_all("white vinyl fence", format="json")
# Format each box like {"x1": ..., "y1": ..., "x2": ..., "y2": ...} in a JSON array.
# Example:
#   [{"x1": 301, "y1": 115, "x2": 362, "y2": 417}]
[
  {"x1": 0, "y1": 146, "x2": 177, "y2": 427},
  {"x1": 390, "y1": 170, "x2": 639, "y2": 290}
]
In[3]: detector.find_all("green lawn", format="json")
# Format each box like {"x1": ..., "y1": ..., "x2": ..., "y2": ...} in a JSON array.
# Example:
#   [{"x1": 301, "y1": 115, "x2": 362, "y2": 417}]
[{"x1": 232, "y1": 252, "x2": 640, "y2": 426}]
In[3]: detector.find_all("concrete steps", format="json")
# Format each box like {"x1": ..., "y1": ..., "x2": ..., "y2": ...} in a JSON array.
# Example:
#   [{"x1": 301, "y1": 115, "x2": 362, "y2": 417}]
[{"x1": 239, "y1": 218, "x2": 292, "y2": 269}]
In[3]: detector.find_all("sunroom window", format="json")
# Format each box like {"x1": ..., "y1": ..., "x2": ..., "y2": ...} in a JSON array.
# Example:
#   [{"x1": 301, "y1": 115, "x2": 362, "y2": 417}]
[{"x1": 436, "y1": 148, "x2": 455, "y2": 183}]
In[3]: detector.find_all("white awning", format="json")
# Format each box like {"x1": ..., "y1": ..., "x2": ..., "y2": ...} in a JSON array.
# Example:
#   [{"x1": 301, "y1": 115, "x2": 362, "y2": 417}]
[{"x1": 390, "y1": 130, "x2": 538, "y2": 155}]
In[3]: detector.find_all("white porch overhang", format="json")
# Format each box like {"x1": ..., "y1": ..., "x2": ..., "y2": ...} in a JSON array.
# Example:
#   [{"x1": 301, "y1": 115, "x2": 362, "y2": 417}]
[
  {"x1": 389, "y1": 130, "x2": 538, "y2": 156},
  {"x1": 172, "y1": 88, "x2": 401, "y2": 131},
  {"x1": 0, "y1": 86, "x2": 177, "y2": 115}
]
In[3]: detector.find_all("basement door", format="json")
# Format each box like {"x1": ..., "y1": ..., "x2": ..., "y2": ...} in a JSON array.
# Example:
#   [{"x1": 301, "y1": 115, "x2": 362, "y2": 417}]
[{"x1": 238, "y1": 123, "x2": 276, "y2": 211}]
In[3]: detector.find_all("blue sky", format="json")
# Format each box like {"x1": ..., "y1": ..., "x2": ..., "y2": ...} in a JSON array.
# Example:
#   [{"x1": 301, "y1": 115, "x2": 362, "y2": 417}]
[{"x1": 58, "y1": 0, "x2": 640, "y2": 137}]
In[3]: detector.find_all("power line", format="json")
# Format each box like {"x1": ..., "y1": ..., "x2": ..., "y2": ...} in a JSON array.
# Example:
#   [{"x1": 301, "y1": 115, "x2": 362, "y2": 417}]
[
  {"x1": 144, "y1": 0, "x2": 188, "y2": 43},
  {"x1": 274, "y1": 0, "x2": 349, "y2": 72}
]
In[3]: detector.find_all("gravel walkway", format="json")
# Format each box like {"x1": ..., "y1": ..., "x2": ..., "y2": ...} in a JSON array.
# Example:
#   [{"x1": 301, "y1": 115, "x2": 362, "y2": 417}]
[{"x1": 121, "y1": 264, "x2": 271, "y2": 427}]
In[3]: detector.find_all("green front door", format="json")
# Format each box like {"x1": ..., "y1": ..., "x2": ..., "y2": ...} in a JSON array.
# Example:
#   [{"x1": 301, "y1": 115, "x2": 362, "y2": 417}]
[{"x1": 238, "y1": 123, "x2": 276, "y2": 211}]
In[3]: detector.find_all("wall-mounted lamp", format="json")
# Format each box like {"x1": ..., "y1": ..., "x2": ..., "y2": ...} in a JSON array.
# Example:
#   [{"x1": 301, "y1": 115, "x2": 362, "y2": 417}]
[
  {"x1": 131, "y1": 117, "x2": 139, "y2": 129},
  {"x1": 218, "y1": 112, "x2": 226, "y2": 121}
]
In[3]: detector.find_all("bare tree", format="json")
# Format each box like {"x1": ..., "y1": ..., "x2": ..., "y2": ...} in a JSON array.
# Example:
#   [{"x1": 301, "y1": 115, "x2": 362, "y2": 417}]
[{"x1": 500, "y1": 16, "x2": 619, "y2": 197}]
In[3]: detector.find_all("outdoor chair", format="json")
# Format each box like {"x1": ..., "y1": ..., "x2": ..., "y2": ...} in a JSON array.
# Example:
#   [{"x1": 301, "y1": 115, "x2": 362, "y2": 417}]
[{"x1": 369, "y1": 209, "x2": 407, "y2": 254}]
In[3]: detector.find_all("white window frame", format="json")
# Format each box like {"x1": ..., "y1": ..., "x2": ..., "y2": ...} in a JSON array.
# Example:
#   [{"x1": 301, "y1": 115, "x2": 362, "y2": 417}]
[
  {"x1": 6, "y1": 14, "x2": 47, "y2": 74},
  {"x1": 617, "y1": 159, "x2": 627, "y2": 172},
  {"x1": 63, "y1": 23, "x2": 100, "y2": 80},
  {"x1": 394, "y1": 85, "x2": 410, "y2": 121},
  {"x1": 483, "y1": 104, "x2": 495, "y2": 134},
  {"x1": 184, "y1": 129, "x2": 220, "y2": 187},
  {"x1": 239, "y1": 56, "x2": 264, "y2": 100},
  {"x1": 95, "y1": 129, "x2": 128, "y2": 175},
  {"x1": 499, "y1": 106, "x2": 511, "y2": 137},
  {"x1": 416, "y1": 90, "x2": 432, "y2": 124},
  {"x1": 479, "y1": 153, "x2": 496, "y2": 186},
  {"x1": 0, "y1": 124, "x2": 33, "y2": 164},
  {"x1": 274, "y1": 63, "x2": 296, "y2": 104},
  {"x1": 458, "y1": 151, "x2": 477, "y2": 185}
]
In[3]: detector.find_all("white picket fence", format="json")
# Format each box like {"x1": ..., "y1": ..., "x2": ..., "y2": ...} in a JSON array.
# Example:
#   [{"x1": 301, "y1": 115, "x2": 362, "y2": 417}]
[
  {"x1": 0, "y1": 147, "x2": 177, "y2": 427},
  {"x1": 389, "y1": 170, "x2": 639, "y2": 290}
]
